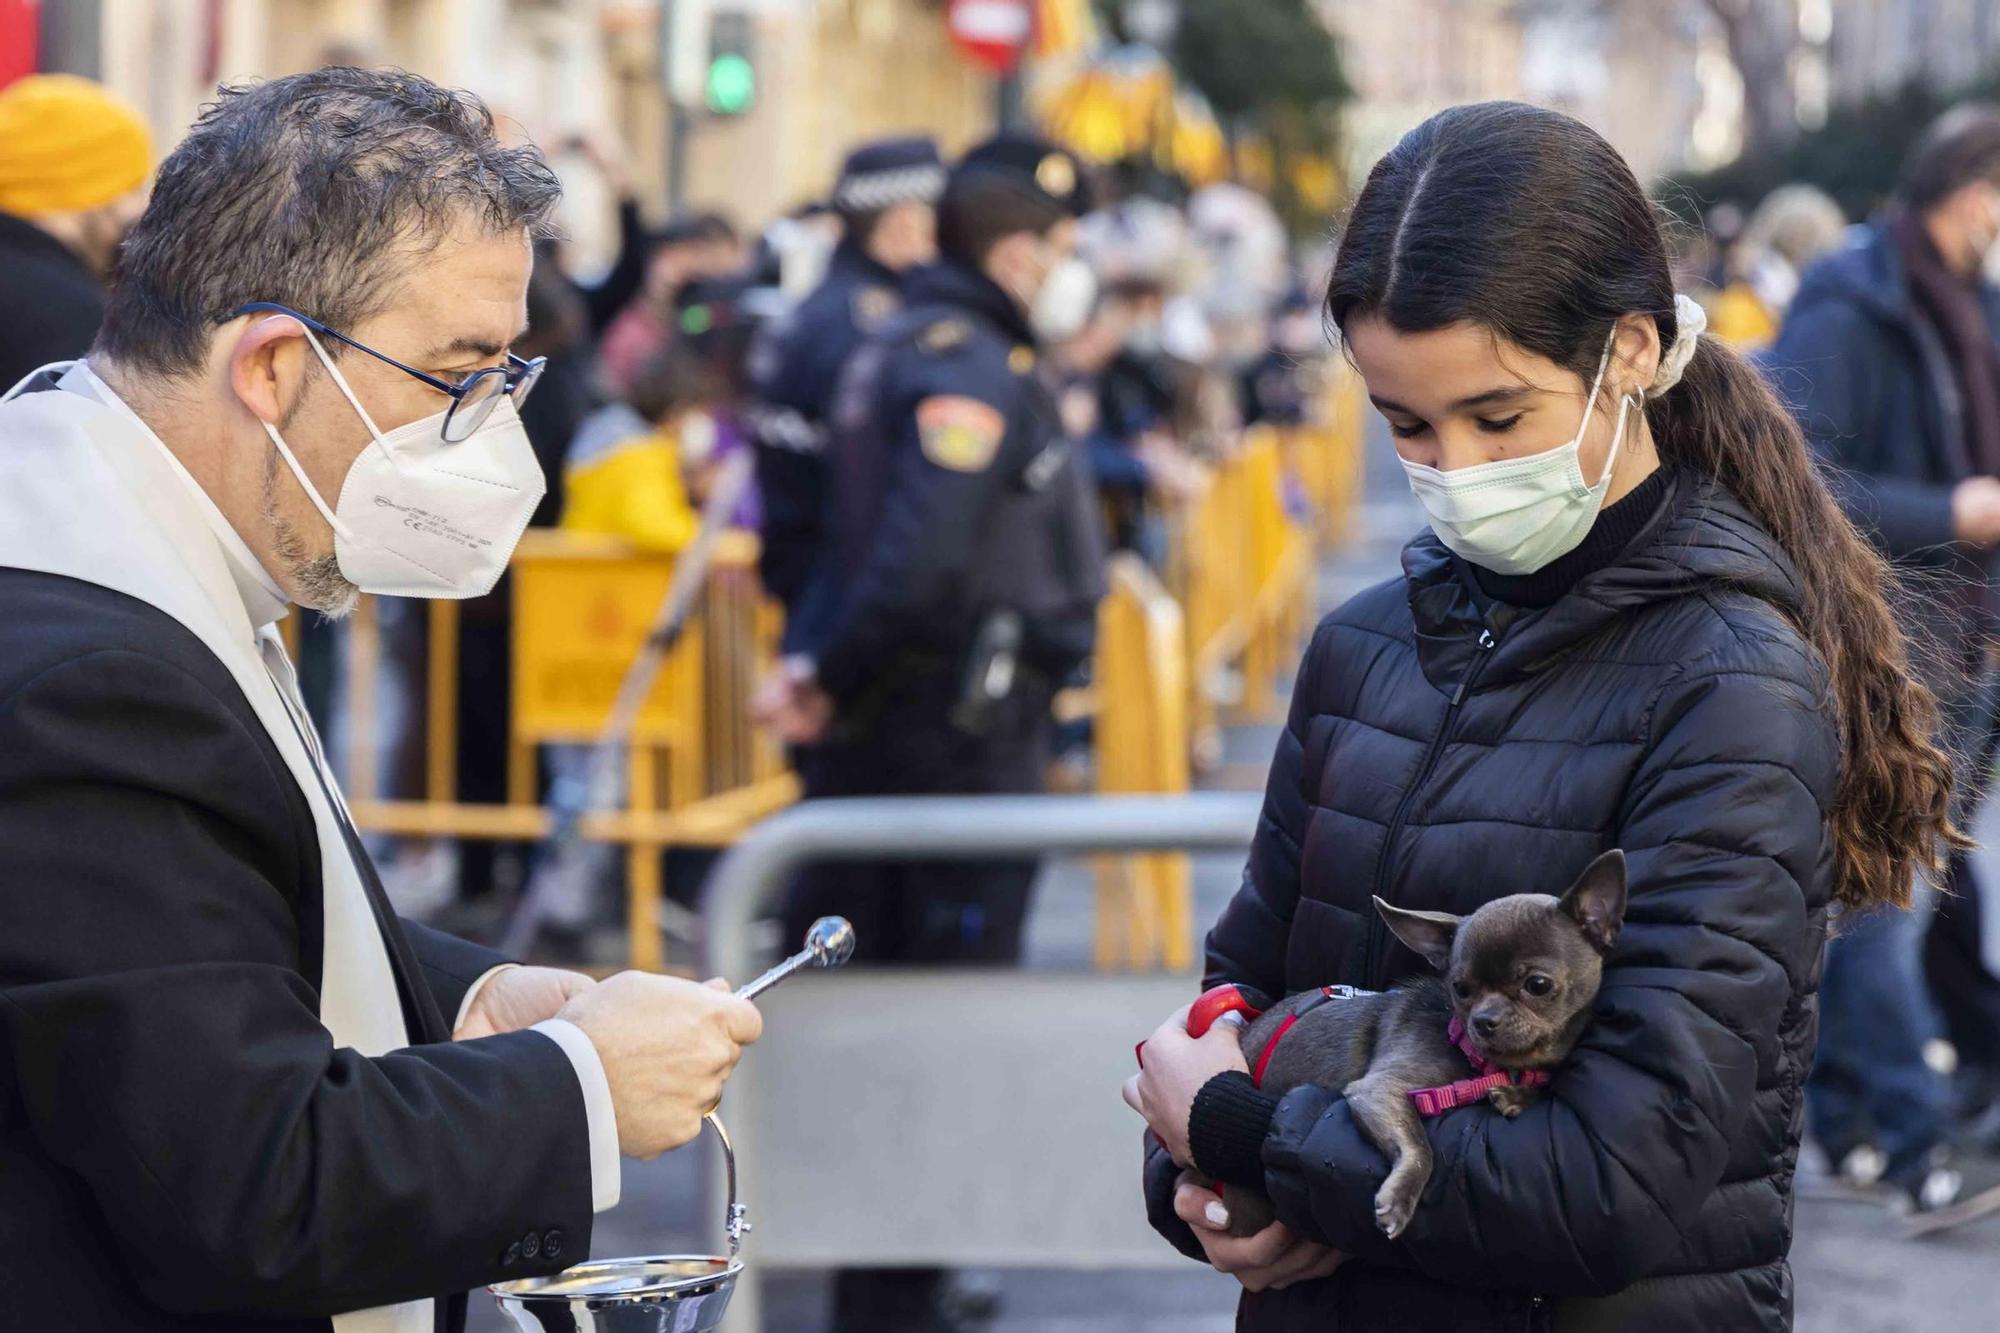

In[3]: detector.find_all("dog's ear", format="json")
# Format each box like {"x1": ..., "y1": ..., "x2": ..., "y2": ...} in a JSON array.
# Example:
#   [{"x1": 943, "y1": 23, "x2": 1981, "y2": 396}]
[
  {"x1": 1558, "y1": 848, "x2": 1628, "y2": 954},
  {"x1": 1373, "y1": 896, "x2": 1461, "y2": 972}
]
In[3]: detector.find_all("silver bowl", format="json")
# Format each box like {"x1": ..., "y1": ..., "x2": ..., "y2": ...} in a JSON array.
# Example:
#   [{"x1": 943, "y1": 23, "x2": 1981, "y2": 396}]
[
  {"x1": 490, "y1": 1254, "x2": 740, "y2": 1331},
  {"x1": 492, "y1": 1114, "x2": 748, "y2": 1333},
  {"x1": 493, "y1": 920, "x2": 855, "y2": 1332}
]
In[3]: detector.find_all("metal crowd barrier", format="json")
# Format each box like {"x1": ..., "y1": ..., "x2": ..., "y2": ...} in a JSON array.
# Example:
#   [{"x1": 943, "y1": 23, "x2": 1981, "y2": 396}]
[
  {"x1": 324, "y1": 367, "x2": 1362, "y2": 974},
  {"x1": 1092, "y1": 555, "x2": 1195, "y2": 970},
  {"x1": 697, "y1": 792, "x2": 1262, "y2": 1332}
]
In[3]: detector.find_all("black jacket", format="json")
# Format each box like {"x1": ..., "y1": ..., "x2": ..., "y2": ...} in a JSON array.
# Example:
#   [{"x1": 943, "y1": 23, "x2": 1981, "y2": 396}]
[
  {"x1": 747, "y1": 243, "x2": 903, "y2": 640},
  {"x1": 1757, "y1": 221, "x2": 2000, "y2": 665},
  {"x1": 1145, "y1": 475, "x2": 1837, "y2": 1333},
  {"x1": 813, "y1": 259, "x2": 1106, "y2": 708},
  {"x1": 0, "y1": 212, "x2": 106, "y2": 391},
  {"x1": 0, "y1": 570, "x2": 594, "y2": 1331}
]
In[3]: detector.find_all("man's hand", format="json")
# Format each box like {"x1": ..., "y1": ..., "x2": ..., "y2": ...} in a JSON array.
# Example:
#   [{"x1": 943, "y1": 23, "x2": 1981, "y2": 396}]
[
  {"x1": 1122, "y1": 1003, "x2": 1249, "y2": 1166},
  {"x1": 751, "y1": 656, "x2": 834, "y2": 745},
  {"x1": 1953, "y1": 476, "x2": 2000, "y2": 546},
  {"x1": 453, "y1": 966, "x2": 596, "y2": 1041},
  {"x1": 557, "y1": 973, "x2": 763, "y2": 1158},
  {"x1": 1172, "y1": 1180, "x2": 1348, "y2": 1292}
]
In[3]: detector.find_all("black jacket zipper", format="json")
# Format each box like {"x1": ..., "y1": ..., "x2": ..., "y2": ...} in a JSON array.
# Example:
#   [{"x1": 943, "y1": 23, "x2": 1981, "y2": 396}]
[{"x1": 1362, "y1": 626, "x2": 1498, "y2": 988}]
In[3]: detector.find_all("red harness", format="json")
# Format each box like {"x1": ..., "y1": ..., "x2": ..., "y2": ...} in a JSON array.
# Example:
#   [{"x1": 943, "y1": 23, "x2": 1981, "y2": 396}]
[
  {"x1": 1137, "y1": 983, "x2": 1366, "y2": 1086},
  {"x1": 1141, "y1": 984, "x2": 1551, "y2": 1117},
  {"x1": 1240, "y1": 985, "x2": 1362, "y2": 1086}
]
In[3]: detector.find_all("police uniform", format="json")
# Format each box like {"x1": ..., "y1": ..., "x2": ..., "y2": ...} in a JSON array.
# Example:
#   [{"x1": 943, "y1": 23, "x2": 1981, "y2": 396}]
[
  {"x1": 783, "y1": 140, "x2": 1107, "y2": 967},
  {"x1": 746, "y1": 137, "x2": 944, "y2": 650}
]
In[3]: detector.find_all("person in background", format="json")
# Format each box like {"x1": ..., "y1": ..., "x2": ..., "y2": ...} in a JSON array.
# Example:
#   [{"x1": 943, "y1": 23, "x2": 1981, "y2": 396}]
[
  {"x1": 1709, "y1": 184, "x2": 1848, "y2": 349},
  {"x1": 686, "y1": 209, "x2": 746, "y2": 279},
  {"x1": 672, "y1": 274, "x2": 766, "y2": 531},
  {"x1": 598, "y1": 211, "x2": 743, "y2": 396},
  {"x1": 418, "y1": 257, "x2": 603, "y2": 923},
  {"x1": 0, "y1": 73, "x2": 153, "y2": 390},
  {"x1": 765, "y1": 198, "x2": 845, "y2": 300},
  {"x1": 747, "y1": 135, "x2": 945, "y2": 654},
  {"x1": 519, "y1": 256, "x2": 598, "y2": 528},
  {"x1": 513, "y1": 345, "x2": 721, "y2": 956},
  {"x1": 1759, "y1": 104, "x2": 2000, "y2": 1220},
  {"x1": 755, "y1": 134, "x2": 1108, "y2": 1332},
  {"x1": 548, "y1": 133, "x2": 652, "y2": 337},
  {"x1": 1240, "y1": 287, "x2": 1326, "y2": 428},
  {"x1": 560, "y1": 345, "x2": 715, "y2": 554},
  {"x1": 1054, "y1": 278, "x2": 1204, "y2": 562}
]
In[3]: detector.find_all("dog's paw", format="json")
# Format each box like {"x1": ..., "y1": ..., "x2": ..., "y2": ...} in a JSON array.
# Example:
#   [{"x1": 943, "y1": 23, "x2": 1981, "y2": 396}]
[
  {"x1": 1488, "y1": 1083, "x2": 1536, "y2": 1118},
  {"x1": 1374, "y1": 1181, "x2": 1419, "y2": 1239}
]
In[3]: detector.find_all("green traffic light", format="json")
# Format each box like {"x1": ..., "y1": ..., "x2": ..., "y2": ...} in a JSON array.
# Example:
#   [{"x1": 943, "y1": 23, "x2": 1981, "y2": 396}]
[{"x1": 706, "y1": 53, "x2": 755, "y2": 115}]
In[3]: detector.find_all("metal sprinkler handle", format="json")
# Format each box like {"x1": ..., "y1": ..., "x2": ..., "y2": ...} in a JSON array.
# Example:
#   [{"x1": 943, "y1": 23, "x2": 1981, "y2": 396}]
[{"x1": 734, "y1": 916, "x2": 856, "y2": 1001}]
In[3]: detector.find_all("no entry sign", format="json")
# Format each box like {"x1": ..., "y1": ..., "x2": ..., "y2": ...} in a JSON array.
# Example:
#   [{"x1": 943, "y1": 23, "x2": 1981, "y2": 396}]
[{"x1": 949, "y1": 0, "x2": 1034, "y2": 75}]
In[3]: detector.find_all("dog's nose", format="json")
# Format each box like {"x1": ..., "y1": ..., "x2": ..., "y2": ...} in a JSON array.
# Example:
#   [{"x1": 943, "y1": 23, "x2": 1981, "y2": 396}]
[{"x1": 1471, "y1": 1013, "x2": 1500, "y2": 1040}]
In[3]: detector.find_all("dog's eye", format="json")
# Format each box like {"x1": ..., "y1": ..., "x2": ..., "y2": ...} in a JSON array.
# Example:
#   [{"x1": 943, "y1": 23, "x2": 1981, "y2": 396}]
[
  {"x1": 1523, "y1": 974, "x2": 1555, "y2": 998},
  {"x1": 1452, "y1": 979, "x2": 1472, "y2": 1000}
]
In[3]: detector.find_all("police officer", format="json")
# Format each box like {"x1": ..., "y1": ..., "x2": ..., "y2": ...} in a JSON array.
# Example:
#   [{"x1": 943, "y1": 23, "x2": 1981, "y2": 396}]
[
  {"x1": 746, "y1": 136, "x2": 945, "y2": 648},
  {"x1": 754, "y1": 130, "x2": 1107, "y2": 1333}
]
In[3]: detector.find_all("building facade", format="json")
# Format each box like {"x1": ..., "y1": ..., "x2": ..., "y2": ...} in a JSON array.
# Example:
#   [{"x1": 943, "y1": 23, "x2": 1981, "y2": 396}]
[{"x1": 34, "y1": 0, "x2": 998, "y2": 244}]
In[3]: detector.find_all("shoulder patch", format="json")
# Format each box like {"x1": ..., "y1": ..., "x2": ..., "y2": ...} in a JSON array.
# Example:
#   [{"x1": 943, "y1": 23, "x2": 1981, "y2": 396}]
[
  {"x1": 916, "y1": 395, "x2": 1006, "y2": 472},
  {"x1": 918, "y1": 318, "x2": 972, "y2": 354},
  {"x1": 852, "y1": 284, "x2": 898, "y2": 329}
]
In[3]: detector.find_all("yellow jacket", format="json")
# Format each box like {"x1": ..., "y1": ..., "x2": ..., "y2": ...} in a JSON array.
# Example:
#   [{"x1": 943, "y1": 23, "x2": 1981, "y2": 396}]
[
  {"x1": 1705, "y1": 281, "x2": 1778, "y2": 351},
  {"x1": 560, "y1": 403, "x2": 700, "y2": 554}
]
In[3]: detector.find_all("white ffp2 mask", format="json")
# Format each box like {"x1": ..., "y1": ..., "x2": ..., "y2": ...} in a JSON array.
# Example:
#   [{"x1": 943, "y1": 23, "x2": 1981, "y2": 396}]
[
  {"x1": 1399, "y1": 331, "x2": 1635, "y2": 577},
  {"x1": 1030, "y1": 256, "x2": 1097, "y2": 344},
  {"x1": 261, "y1": 327, "x2": 545, "y2": 599}
]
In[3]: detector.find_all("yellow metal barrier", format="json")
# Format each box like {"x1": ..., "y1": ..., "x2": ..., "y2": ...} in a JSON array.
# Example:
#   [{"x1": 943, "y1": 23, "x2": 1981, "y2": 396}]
[
  {"x1": 332, "y1": 366, "x2": 1364, "y2": 977},
  {"x1": 1284, "y1": 359, "x2": 1368, "y2": 546},
  {"x1": 1092, "y1": 554, "x2": 1193, "y2": 970},
  {"x1": 341, "y1": 529, "x2": 795, "y2": 973},
  {"x1": 1169, "y1": 428, "x2": 1316, "y2": 762}
]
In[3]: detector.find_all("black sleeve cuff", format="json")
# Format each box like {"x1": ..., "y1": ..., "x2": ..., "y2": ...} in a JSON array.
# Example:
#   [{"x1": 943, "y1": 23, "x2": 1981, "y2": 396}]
[{"x1": 1189, "y1": 1070, "x2": 1280, "y2": 1190}]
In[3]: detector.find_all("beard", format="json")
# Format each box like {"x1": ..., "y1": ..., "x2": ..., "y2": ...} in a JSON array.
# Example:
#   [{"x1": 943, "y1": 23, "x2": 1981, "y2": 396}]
[{"x1": 262, "y1": 446, "x2": 360, "y2": 619}]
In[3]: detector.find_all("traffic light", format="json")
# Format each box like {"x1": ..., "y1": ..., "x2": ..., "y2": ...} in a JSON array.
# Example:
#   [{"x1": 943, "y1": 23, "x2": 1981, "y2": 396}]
[{"x1": 706, "y1": 10, "x2": 756, "y2": 117}]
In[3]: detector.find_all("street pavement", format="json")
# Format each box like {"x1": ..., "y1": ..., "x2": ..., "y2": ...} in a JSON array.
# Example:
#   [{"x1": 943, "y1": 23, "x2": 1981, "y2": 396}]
[{"x1": 469, "y1": 436, "x2": 2000, "y2": 1330}]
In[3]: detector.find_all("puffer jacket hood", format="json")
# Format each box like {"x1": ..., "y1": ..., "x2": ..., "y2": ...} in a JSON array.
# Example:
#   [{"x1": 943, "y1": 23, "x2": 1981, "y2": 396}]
[{"x1": 1147, "y1": 472, "x2": 1838, "y2": 1333}]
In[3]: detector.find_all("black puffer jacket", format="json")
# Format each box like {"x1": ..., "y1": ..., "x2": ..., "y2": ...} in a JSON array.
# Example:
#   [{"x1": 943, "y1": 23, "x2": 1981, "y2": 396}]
[{"x1": 1146, "y1": 474, "x2": 1837, "y2": 1333}]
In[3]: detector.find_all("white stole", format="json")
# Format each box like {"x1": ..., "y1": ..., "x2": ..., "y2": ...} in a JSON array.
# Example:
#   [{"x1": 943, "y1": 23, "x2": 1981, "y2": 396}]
[{"x1": 0, "y1": 376, "x2": 430, "y2": 1333}]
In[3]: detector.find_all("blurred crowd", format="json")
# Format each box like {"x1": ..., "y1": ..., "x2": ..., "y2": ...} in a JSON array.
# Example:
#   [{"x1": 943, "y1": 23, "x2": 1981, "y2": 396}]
[
  {"x1": 492, "y1": 133, "x2": 1333, "y2": 953},
  {"x1": 0, "y1": 70, "x2": 1336, "y2": 957}
]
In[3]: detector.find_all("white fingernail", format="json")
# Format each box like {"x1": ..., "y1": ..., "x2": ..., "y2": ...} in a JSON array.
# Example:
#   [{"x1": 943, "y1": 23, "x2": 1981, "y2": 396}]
[
  {"x1": 1205, "y1": 1200, "x2": 1230, "y2": 1227},
  {"x1": 1220, "y1": 1010, "x2": 1247, "y2": 1029}
]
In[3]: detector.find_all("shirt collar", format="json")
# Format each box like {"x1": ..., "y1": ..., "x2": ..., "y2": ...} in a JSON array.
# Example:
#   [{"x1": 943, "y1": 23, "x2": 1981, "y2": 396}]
[{"x1": 62, "y1": 362, "x2": 292, "y2": 631}]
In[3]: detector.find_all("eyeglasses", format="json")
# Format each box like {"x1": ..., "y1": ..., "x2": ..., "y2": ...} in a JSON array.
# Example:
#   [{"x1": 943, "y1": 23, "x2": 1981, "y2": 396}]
[{"x1": 231, "y1": 302, "x2": 546, "y2": 443}]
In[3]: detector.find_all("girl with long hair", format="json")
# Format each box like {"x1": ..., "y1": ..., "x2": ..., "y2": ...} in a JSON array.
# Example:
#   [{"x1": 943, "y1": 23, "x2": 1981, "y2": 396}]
[{"x1": 1125, "y1": 102, "x2": 1957, "y2": 1331}]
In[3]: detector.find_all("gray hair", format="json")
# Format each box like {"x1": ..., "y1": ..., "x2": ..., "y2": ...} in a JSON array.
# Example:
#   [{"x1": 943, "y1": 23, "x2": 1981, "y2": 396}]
[{"x1": 96, "y1": 66, "x2": 561, "y2": 378}]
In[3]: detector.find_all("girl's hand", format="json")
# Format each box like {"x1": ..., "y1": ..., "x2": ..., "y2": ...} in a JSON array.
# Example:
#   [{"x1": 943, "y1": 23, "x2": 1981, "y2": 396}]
[
  {"x1": 1121, "y1": 1002, "x2": 1249, "y2": 1166},
  {"x1": 1172, "y1": 1180, "x2": 1348, "y2": 1292}
]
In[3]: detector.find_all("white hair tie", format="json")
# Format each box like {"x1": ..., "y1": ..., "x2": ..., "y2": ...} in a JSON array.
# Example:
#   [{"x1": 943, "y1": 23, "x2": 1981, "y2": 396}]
[{"x1": 1648, "y1": 293, "x2": 1707, "y2": 398}]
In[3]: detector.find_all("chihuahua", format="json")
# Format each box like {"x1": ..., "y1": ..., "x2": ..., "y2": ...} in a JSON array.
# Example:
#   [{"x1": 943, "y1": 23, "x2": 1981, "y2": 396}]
[{"x1": 1183, "y1": 848, "x2": 1627, "y2": 1240}]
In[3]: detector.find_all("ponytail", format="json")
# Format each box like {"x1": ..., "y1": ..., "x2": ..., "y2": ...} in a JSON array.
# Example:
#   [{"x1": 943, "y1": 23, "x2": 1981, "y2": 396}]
[{"x1": 1648, "y1": 335, "x2": 1964, "y2": 911}]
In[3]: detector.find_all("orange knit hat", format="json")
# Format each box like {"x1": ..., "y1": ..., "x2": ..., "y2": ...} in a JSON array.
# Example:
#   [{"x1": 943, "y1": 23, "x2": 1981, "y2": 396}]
[{"x1": 0, "y1": 74, "x2": 152, "y2": 216}]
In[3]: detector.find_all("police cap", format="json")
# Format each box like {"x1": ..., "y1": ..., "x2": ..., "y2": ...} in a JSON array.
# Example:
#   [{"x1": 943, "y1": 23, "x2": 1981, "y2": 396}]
[
  {"x1": 952, "y1": 133, "x2": 1093, "y2": 219},
  {"x1": 833, "y1": 135, "x2": 946, "y2": 212}
]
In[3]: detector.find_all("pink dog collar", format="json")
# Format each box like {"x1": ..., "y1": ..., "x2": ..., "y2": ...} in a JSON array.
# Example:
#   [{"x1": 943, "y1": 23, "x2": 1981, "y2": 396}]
[{"x1": 1408, "y1": 1015, "x2": 1551, "y2": 1117}]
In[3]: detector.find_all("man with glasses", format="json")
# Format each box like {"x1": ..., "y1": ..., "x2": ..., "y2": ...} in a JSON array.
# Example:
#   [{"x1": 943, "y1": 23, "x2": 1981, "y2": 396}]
[{"x1": 0, "y1": 68, "x2": 762, "y2": 1332}]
